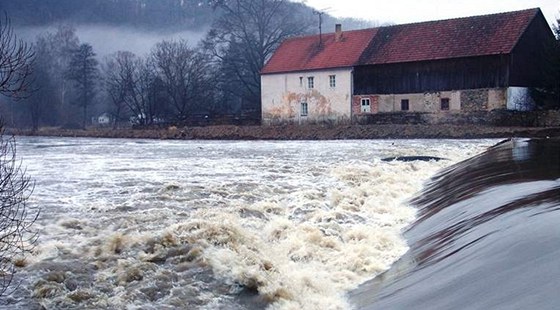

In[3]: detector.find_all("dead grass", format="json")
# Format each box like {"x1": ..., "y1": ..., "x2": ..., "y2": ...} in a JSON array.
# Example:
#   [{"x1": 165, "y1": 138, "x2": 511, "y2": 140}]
[{"x1": 12, "y1": 124, "x2": 560, "y2": 140}]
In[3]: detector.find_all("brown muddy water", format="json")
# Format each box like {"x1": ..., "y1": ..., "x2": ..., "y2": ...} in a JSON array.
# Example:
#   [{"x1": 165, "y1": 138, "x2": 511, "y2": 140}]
[{"x1": 4, "y1": 137, "x2": 495, "y2": 309}]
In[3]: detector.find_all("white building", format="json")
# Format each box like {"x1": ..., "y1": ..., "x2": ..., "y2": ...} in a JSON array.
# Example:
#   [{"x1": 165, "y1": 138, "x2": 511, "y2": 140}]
[{"x1": 261, "y1": 26, "x2": 376, "y2": 124}]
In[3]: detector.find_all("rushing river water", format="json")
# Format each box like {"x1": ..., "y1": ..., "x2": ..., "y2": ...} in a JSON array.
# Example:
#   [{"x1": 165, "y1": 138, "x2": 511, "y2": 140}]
[{"x1": 5, "y1": 137, "x2": 497, "y2": 309}]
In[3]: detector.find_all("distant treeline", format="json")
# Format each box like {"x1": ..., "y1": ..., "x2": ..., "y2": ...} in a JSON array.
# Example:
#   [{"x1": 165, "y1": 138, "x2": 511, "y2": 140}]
[
  {"x1": 0, "y1": 0, "x2": 216, "y2": 30},
  {"x1": 0, "y1": 0, "x2": 380, "y2": 131}
]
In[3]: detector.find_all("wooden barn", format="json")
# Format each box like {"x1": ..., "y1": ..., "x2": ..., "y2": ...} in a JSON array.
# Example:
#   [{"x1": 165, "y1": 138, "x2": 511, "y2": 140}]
[{"x1": 260, "y1": 8, "x2": 554, "y2": 124}]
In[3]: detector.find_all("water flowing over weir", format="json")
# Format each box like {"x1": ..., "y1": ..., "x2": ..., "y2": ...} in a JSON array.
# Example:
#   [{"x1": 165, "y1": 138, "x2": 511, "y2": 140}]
[
  {"x1": 6, "y1": 138, "x2": 494, "y2": 309},
  {"x1": 350, "y1": 138, "x2": 560, "y2": 310}
]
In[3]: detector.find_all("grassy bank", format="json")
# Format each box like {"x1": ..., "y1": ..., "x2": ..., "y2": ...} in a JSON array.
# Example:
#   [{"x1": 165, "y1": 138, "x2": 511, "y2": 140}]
[{"x1": 11, "y1": 124, "x2": 560, "y2": 140}]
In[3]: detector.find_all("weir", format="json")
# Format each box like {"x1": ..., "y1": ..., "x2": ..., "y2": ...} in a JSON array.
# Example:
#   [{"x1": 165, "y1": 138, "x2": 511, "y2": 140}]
[{"x1": 351, "y1": 138, "x2": 560, "y2": 309}]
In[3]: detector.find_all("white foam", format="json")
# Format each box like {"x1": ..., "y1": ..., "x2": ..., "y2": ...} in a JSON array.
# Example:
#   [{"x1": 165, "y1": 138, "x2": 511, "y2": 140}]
[{"x1": 15, "y1": 138, "x2": 495, "y2": 309}]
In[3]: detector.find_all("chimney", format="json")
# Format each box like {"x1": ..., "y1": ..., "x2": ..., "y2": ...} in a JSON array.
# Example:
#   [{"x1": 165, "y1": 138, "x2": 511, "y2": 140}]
[{"x1": 335, "y1": 24, "x2": 343, "y2": 42}]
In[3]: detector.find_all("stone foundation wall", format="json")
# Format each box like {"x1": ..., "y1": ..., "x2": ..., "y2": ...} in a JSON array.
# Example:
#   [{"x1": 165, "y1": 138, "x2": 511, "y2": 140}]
[
  {"x1": 361, "y1": 88, "x2": 507, "y2": 114},
  {"x1": 354, "y1": 110, "x2": 560, "y2": 127},
  {"x1": 460, "y1": 89, "x2": 489, "y2": 111}
]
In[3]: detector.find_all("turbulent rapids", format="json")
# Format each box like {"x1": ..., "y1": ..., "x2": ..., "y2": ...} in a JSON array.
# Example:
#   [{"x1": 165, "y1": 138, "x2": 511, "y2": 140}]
[{"x1": 6, "y1": 138, "x2": 493, "y2": 309}]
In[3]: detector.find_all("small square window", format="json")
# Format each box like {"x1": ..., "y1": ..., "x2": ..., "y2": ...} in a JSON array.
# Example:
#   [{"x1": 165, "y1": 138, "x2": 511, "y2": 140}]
[
  {"x1": 301, "y1": 102, "x2": 308, "y2": 116},
  {"x1": 308, "y1": 77, "x2": 314, "y2": 89},
  {"x1": 361, "y1": 98, "x2": 371, "y2": 113},
  {"x1": 401, "y1": 99, "x2": 409, "y2": 111},
  {"x1": 441, "y1": 98, "x2": 450, "y2": 111},
  {"x1": 329, "y1": 75, "x2": 336, "y2": 88}
]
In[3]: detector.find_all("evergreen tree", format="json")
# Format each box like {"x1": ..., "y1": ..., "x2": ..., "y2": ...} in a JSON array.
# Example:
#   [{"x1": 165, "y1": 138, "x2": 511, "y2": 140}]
[{"x1": 67, "y1": 43, "x2": 99, "y2": 128}]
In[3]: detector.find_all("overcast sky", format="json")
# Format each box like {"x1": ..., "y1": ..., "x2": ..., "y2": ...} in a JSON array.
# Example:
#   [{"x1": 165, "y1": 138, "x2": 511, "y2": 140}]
[{"x1": 301, "y1": 0, "x2": 559, "y2": 26}]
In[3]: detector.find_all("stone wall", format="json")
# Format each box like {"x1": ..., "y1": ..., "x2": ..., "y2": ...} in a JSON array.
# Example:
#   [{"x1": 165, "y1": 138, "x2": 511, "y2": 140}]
[
  {"x1": 460, "y1": 89, "x2": 489, "y2": 111},
  {"x1": 354, "y1": 110, "x2": 560, "y2": 127},
  {"x1": 370, "y1": 88, "x2": 501, "y2": 113}
]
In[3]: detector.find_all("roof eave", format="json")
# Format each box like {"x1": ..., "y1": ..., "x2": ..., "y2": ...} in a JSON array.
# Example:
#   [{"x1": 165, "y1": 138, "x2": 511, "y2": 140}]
[
  {"x1": 261, "y1": 66, "x2": 355, "y2": 75},
  {"x1": 360, "y1": 52, "x2": 514, "y2": 66}
]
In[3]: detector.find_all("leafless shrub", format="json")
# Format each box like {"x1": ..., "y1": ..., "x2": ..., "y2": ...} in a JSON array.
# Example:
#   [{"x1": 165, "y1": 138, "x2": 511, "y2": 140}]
[
  {"x1": 0, "y1": 120, "x2": 37, "y2": 298},
  {"x1": 0, "y1": 12, "x2": 35, "y2": 99}
]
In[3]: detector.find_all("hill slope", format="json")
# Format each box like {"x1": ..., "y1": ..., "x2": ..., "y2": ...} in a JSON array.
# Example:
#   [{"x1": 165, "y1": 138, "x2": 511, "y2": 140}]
[{"x1": 1, "y1": 0, "x2": 216, "y2": 31}]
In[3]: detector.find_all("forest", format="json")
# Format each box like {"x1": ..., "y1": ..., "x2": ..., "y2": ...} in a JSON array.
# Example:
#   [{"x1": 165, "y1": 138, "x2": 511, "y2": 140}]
[{"x1": 0, "y1": 0, "x2": 375, "y2": 130}]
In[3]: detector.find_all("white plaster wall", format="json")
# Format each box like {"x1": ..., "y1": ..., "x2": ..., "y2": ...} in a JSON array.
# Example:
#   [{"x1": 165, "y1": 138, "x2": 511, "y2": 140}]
[{"x1": 261, "y1": 68, "x2": 353, "y2": 124}]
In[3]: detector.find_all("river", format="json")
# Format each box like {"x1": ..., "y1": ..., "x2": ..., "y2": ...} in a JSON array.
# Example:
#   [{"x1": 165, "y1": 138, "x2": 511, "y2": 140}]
[{"x1": 4, "y1": 137, "x2": 500, "y2": 309}]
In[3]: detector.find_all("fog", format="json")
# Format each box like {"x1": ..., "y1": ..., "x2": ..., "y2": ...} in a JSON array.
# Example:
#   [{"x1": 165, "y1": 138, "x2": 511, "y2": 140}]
[{"x1": 18, "y1": 25, "x2": 208, "y2": 57}]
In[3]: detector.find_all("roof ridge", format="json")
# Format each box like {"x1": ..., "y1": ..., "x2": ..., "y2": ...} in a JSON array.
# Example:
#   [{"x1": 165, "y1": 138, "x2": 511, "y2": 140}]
[
  {"x1": 282, "y1": 8, "x2": 540, "y2": 43},
  {"x1": 283, "y1": 27, "x2": 377, "y2": 42},
  {"x1": 376, "y1": 7, "x2": 540, "y2": 30}
]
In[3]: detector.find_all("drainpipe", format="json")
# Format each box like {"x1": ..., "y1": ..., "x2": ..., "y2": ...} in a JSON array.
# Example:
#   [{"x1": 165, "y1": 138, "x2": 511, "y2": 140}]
[{"x1": 350, "y1": 69, "x2": 354, "y2": 123}]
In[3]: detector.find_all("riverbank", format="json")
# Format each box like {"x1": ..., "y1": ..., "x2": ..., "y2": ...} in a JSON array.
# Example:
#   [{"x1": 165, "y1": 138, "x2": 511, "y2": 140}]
[{"x1": 10, "y1": 124, "x2": 560, "y2": 140}]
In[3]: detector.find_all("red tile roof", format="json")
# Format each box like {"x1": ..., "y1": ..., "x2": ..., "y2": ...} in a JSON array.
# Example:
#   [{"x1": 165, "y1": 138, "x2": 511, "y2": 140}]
[
  {"x1": 260, "y1": 28, "x2": 378, "y2": 74},
  {"x1": 261, "y1": 8, "x2": 541, "y2": 74},
  {"x1": 360, "y1": 8, "x2": 540, "y2": 65}
]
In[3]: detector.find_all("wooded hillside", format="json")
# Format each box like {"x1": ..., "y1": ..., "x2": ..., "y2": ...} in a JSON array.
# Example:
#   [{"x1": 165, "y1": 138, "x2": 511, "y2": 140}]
[{"x1": 1, "y1": 0, "x2": 216, "y2": 30}]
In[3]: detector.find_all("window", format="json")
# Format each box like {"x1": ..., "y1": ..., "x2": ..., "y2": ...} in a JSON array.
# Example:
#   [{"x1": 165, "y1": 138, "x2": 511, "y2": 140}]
[
  {"x1": 441, "y1": 98, "x2": 450, "y2": 111},
  {"x1": 299, "y1": 76, "x2": 303, "y2": 87},
  {"x1": 401, "y1": 99, "x2": 409, "y2": 111},
  {"x1": 361, "y1": 98, "x2": 371, "y2": 113},
  {"x1": 329, "y1": 75, "x2": 336, "y2": 88},
  {"x1": 301, "y1": 102, "x2": 308, "y2": 116},
  {"x1": 307, "y1": 77, "x2": 314, "y2": 89}
]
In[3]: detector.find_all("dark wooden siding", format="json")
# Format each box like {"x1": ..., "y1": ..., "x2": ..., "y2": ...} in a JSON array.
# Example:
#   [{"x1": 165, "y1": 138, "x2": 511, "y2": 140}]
[
  {"x1": 509, "y1": 11, "x2": 555, "y2": 87},
  {"x1": 353, "y1": 56, "x2": 509, "y2": 95}
]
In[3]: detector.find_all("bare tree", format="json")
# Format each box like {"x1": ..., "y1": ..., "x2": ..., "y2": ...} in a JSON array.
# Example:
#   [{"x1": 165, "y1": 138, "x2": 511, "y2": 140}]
[
  {"x1": 151, "y1": 40, "x2": 210, "y2": 121},
  {"x1": 0, "y1": 121, "x2": 37, "y2": 298},
  {"x1": 39, "y1": 25, "x2": 80, "y2": 125},
  {"x1": 0, "y1": 13, "x2": 37, "y2": 298},
  {"x1": 50, "y1": 24, "x2": 80, "y2": 112},
  {"x1": 25, "y1": 36, "x2": 58, "y2": 132},
  {"x1": 104, "y1": 51, "x2": 168, "y2": 126},
  {"x1": 204, "y1": 0, "x2": 311, "y2": 115},
  {"x1": 0, "y1": 13, "x2": 34, "y2": 98},
  {"x1": 137, "y1": 60, "x2": 168, "y2": 125},
  {"x1": 104, "y1": 51, "x2": 133, "y2": 127}
]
